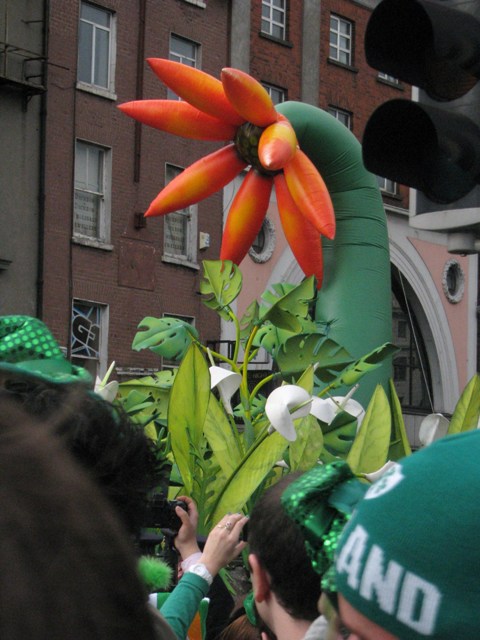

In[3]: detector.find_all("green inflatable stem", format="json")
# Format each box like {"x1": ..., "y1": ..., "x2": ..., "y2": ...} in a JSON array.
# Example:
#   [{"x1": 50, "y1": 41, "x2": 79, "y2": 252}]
[{"x1": 277, "y1": 102, "x2": 392, "y2": 407}]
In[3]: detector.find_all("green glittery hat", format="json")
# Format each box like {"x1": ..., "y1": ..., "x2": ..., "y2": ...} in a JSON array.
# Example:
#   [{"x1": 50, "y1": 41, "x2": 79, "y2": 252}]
[
  {"x1": 281, "y1": 461, "x2": 367, "y2": 594},
  {"x1": 0, "y1": 315, "x2": 92, "y2": 386}
]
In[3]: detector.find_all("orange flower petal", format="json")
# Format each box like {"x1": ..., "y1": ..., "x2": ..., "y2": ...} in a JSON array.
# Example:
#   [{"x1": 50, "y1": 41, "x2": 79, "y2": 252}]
[
  {"x1": 145, "y1": 145, "x2": 247, "y2": 217},
  {"x1": 220, "y1": 68, "x2": 278, "y2": 127},
  {"x1": 274, "y1": 174, "x2": 324, "y2": 288},
  {"x1": 147, "y1": 58, "x2": 244, "y2": 126},
  {"x1": 118, "y1": 100, "x2": 237, "y2": 141},
  {"x1": 283, "y1": 150, "x2": 336, "y2": 239},
  {"x1": 258, "y1": 119, "x2": 298, "y2": 171},
  {"x1": 220, "y1": 170, "x2": 273, "y2": 264}
]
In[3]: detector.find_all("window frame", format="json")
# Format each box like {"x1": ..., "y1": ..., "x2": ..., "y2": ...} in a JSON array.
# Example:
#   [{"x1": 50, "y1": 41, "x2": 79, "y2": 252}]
[
  {"x1": 329, "y1": 14, "x2": 353, "y2": 66},
  {"x1": 77, "y1": 1, "x2": 117, "y2": 99},
  {"x1": 327, "y1": 106, "x2": 352, "y2": 130},
  {"x1": 377, "y1": 175, "x2": 398, "y2": 196},
  {"x1": 261, "y1": 0, "x2": 287, "y2": 41},
  {"x1": 168, "y1": 34, "x2": 201, "y2": 100},
  {"x1": 70, "y1": 298, "x2": 109, "y2": 378},
  {"x1": 162, "y1": 164, "x2": 198, "y2": 268},
  {"x1": 262, "y1": 82, "x2": 287, "y2": 105},
  {"x1": 73, "y1": 139, "x2": 112, "y2": 247}
]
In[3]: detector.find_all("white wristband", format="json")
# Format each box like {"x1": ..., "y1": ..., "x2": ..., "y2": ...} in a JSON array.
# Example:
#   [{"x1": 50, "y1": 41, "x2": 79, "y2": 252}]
[
  {"x1": 186, "y1": 562, "x2": 213, "y2": 586},
  {"x1": 181, "y1": 551, "x2": 202, "y2": 572}
]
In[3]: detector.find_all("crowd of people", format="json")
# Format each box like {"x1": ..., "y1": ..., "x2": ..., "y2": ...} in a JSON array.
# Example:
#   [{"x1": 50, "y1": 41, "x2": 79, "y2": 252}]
[{"x1": 1, "y1": 314, "x2": 479, "y2": 639}]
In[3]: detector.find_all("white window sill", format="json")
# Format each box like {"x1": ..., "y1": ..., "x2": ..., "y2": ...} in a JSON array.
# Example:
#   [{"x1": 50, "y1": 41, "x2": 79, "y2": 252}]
[
  {"x1": 76, "y1": 81, "x2": 117, "y2": 101},
  {"x1": 72, "y1": 235, "x2": 113, "y2": 251},
  {"x1": 181, "y1": 0, "x2": 206, "y2": 7},
  {"x1": 162, "y1": 254, "x2": 199, "y2": 270}
]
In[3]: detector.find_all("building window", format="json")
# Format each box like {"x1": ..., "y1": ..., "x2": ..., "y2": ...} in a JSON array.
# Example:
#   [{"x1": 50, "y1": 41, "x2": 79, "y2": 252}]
[
  {"x1": 329, "y1": 15, "x2": 353, "y2": 66},
  {"x1": 391, "y1": 268, "x2": 432, "y2": 412},
  {"x1": 163, "y1": 165, "x2": 197, "y2": 266},
  {"x1": 168, "y1": 34, "x2": 200, "y2": 100},
  {"x1": 261, "y1": 0, "x2": 286, "y2": 40},
  {"x1": 377, "y1": 175, "x2": 398, "y2": 195},
  {"x1": 77, "y1": 2, "x2": 116, "y2": 95},
  {"x1": 74, "y1": 140, "x2": 111, "y2": 243},
  {"x1": 328, "y1": 106, "x2": 352, "y2": 130},
  {"x1": 71, "y1": 300, "x2": 108, "y2": 378},
  {"x1": 378, "y1": 72, "x2": 399, "y2": 85},
  {"x1": 262, "y1": 82, "x2": 286, "y2": 105},
  {"x1": 249, "y1": 217, "x2": 276, "y2": 263}
]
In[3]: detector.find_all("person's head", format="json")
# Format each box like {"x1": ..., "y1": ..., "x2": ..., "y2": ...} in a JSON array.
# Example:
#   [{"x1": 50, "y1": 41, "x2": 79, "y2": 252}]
[
  {"x1": 0, "y1": 315, "x2": 159, "y2": 538},
  {"x1": 0, "y1": 399, "x2": 172, "y2": 640},
  {"x1": 334, "y1": 429, "x2": 480, "y2": 639},
  {"x1": 247, "y1": 472, "x2": 322, "y2": 628}
]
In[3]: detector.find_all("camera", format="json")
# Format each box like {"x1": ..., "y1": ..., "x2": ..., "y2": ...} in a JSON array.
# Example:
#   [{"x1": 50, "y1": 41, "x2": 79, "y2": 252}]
[{"x1": 143, "y1": 495, "x2": 187, "y2": 535}]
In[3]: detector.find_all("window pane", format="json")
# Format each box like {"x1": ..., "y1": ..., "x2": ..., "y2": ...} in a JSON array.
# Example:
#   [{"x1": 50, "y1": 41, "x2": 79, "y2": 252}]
[
  {"x1": 81, "y1": 3, "x2": 109, "y2": 27},
  {"x1": 71, "y1": 300, "x2": 102, "y2": 377},
  {"x1": 74, "y1": 142, "x2": 105, "y2": 239},
  {"x1": 164, "y1": 212, "x2": 188, "y2": 256},
  {"x1": 78, "y1": 22, "x2": 93, "y2": 83},
  {"x1": 94, "y1": 28, "x2": 109, "y2": 87}
]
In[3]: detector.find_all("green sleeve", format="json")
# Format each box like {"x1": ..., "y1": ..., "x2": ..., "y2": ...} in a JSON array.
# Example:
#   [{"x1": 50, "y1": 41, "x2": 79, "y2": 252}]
[{"x1": 160, "y1": 573, "x2": 209, "y2": 640}]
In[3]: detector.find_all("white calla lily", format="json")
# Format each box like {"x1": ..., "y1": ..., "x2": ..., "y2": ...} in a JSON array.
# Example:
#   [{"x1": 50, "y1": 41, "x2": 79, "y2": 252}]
[
  {"x1": 364, "y1": 460, "x2": 398, "y2": 483},
  {"x1": 265, "y1": 385, "x2": 312, "y2": 442},
  {"x1": 209, "y1": 366, "x2": 242, "y2": 415},
  {"x1": 94, "y1": 361, "x2": 119, "y2": 403},
  {"x1": 419, "y1": 413, "x2": 450, "y2": 447},
  {"x1": 310, "y1": 395, "x2": 365, "y2": 429}
]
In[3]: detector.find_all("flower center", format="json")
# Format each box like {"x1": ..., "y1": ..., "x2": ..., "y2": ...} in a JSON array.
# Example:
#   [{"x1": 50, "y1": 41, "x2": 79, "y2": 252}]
[{"x1": 234, "y1": 122, "x2": 279, "y2": 176}]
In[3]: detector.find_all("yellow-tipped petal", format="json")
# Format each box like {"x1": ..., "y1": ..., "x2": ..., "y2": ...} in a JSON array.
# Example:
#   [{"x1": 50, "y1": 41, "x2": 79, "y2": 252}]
[
  {"x1": 145, "y1": 144, "x2": 247, "y2": 217},
  {"x1": 221, "y1": 67, "x2": 278, "y2": 127},
  {"x1": 258, "y1": 119, "x2": 298, "y2": 170},
  {"x1": 147, "y1": 58, "x2": 245, "y2": 126},
  {"x1": 118, "y1": 100, "x2": 236, "y2": 141}
]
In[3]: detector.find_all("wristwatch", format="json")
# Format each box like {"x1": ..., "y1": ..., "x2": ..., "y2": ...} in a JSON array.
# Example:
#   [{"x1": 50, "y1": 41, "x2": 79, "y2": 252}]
[{"x1": 186, "y1": 562, "x2": 213, "y2": 586}]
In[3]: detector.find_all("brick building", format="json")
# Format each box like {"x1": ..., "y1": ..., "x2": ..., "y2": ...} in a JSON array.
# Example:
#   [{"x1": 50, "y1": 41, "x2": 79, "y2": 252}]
[{"x1": 1, "y1": 0, "x2": 478, "y2": 441}]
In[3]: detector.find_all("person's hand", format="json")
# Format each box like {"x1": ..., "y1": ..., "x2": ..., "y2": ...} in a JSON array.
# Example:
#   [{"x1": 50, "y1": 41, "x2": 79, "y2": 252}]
[
  {"x1": 199, "y1": 513, "x2": 248, "y2": 577},
  {"x1": 173, "y1": 496, "x2": 201, "y2": 560}
]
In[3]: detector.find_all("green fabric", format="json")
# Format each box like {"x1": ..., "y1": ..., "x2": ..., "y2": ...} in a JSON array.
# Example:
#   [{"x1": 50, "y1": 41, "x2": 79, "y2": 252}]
[
  {"x1": 335, "y1": 430, "x2": 480, "y2": 638},
  {"x1": 159, "y1": 572, "x2": 210, "y2": 640},
  {"x1": 0, "y1": 315, "x2": 91, "y2": 385},
  {"x1": 276, "y1": 103, "x2": 392, "y2": 409}
]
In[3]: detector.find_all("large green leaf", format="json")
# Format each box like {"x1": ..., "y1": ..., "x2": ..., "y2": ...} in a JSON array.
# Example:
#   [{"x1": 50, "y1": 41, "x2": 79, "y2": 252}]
[
  {"x1": 117, "y1": 370, "x2": 176, "y2": 422},
  {"x1": 168, "y1": 344, "x2": 211, "y2": 494},
  {"x1": 239, "y1": 300, "x2": 259, "y2": 340},
  {"x1": 333, "y1": 343, "x2": 399, "y2": 388},
  {"x1": 277, "y1": 335, "x2": 353, "y2": 376},
  {"x1": 289, "y1": 414, "x2": 324, "y2": 471},
  {"x1": 388, "y1": 379, "x2": 412, "y2": 460},
  {"x1": 200, "y1": 260, "x2": 242, "y2": 320},
  {"x1": 204, "y1": 393, "x2": 243, "y2": 476},
  {"x1": 209, "y1": 430, "x2": 288, "y2": 525},
  {"x1": 347, "y1": 385, "x2": 391, "y2": 475},
  {"x1": 132, "y1": 317, "x2": 199, "y2": 361},
  {"x1": 259, "y1": 277, "x2": 316, "y2": 331},
  {"x1": 447, "y1": 373, "x2": 480, "y2": 434}
]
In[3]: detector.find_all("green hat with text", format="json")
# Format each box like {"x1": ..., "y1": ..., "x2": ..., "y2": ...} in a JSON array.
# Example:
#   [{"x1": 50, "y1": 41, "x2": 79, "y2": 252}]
[
  {"x1": 335, "y1": 429, "x2": 480, "y2": 639},
  {"x1": 0, "y1": 315, "x2": 92, "y2": 386}
]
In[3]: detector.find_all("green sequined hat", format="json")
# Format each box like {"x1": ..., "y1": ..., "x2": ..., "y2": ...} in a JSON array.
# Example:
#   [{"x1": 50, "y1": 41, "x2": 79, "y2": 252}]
[
  {"x1": 0, "y1": 315, "x2": 92, "y2": 386},
  {"x1": 281, "y1": 461, "x2": 367, "y2": 595}
]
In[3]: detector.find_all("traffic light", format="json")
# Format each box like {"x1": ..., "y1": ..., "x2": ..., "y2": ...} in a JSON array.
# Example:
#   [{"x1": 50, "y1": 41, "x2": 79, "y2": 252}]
[{"x1": 363, "y1": 0, "x2": 480, "y2": 204}]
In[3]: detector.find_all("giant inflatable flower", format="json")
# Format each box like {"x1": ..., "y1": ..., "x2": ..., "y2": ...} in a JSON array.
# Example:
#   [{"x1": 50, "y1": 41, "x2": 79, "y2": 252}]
[{"x1": 119, "y1": 59, "x2": 336, "y2": 287}]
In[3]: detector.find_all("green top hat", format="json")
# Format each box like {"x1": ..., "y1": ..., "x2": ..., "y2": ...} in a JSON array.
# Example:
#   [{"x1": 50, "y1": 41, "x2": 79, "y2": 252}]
[{"x1": 0, "y1": 315, "x2": 92, "y2": 386}]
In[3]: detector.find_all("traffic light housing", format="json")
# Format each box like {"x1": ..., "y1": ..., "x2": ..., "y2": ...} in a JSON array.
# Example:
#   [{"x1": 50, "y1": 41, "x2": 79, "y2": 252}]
[{"x1": 363, "y1": 0, "x2": 480, "y2": 204}]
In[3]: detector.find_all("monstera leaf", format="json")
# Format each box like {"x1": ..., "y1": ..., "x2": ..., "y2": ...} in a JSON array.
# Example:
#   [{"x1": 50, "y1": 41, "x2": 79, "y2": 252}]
[
  {"x1": 118, "y1": 370, "x2": 176, "y2": 419},
  {"x1": 167, "y1": 343, "x2": 211, "y2": 495},
  {"x1": 259, "y1": 277, "x2": 316, "y2": 331},
  {"x1": 320, "y1": 411, "x2": 358, "y2": 464},
  {"x1": 200, "y1": 260, "x2": 243, "y2": 321},
  {"x1": 277, "y1": 335, "x2": 353, "y2": 377},
  {"x1": 347, "y1": 385, "x2": 391, "y2": 475},
  {"x1": 447, "y1": 373, "x2": 480, "y2": 434},
  {"x1": 239, "y1": 299, "x2": 260, "y2": 340},
  {"x1": 288, "y1": 414, "x2": 324, "y2": 471},
  {"x1": 331, "y1": 343, "x2": 399, "y2": 388},
  {"x1": 132, "y1": 317, "x2": 199, "y2": 361}
]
